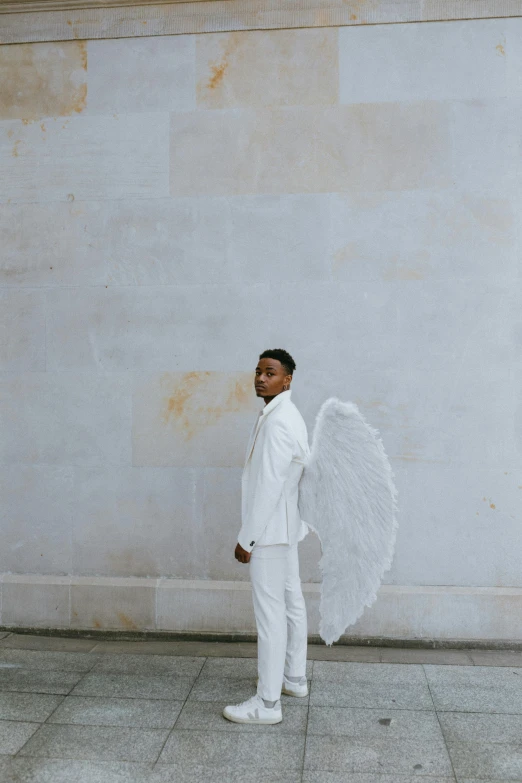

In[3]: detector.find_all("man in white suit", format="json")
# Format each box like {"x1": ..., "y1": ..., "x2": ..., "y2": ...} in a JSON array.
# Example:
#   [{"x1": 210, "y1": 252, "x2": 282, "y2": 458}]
[{"x1": 223, "y1": 348, "x2": 310, "y2": 725}]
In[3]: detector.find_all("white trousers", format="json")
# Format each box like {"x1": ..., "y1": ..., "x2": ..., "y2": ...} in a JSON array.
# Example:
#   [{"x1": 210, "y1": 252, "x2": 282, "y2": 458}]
[{"x1": 249, "y1": 542, "x2": 308, "y2": 701}]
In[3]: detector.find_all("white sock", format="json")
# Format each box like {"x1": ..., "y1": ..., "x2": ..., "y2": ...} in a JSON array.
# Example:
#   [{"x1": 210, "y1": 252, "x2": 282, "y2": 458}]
[{"x1": 262, "y1": 698, "x2": 277, "y2": 708}]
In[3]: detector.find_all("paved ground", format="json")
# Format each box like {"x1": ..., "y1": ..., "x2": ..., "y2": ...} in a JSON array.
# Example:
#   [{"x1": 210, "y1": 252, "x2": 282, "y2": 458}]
[{"x1": 0, "y1": 632, "x2": 521, "y2": 783}]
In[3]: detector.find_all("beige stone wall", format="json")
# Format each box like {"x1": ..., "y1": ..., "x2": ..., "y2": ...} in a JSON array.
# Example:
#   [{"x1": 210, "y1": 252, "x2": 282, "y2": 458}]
[{"x1": 1, "y1": 19, "x2": 521, "y2": 638}]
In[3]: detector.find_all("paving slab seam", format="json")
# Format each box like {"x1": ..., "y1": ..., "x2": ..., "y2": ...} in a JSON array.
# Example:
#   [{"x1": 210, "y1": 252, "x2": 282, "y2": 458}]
[
  {"x1": 422, "y1": 664, "x2": 459, "y2": 783},
  {"x1": 299, "y1": 659, "x2": 313, "y2": 783},
  {"x1": 37, "y1": 702, "x2": 191, "y2": 731},
  {"x1": 10, "y1": 677, "x2": 73, "y2": 758},
  {"x1": 19, "y1": 651, "x2": 105, "y2": 746},
  {"x1": 150, "y1": 655, "x2": 207, "y2": 769},
  {"x1": 42, "y1": 691, "x2": 200, "y2": 703},
  {"x1": 434, "y1": 708, "x2": 522, "y2": 716}
]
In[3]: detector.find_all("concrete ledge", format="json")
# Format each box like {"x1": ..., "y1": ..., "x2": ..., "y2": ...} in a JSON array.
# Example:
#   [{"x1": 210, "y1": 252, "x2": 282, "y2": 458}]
[
  {"x1": 1, "y1": 573, "x2": 521, "y2": 643},
  {"x1": 1, "y1": 0, "x2": 521, "y2": 45}
]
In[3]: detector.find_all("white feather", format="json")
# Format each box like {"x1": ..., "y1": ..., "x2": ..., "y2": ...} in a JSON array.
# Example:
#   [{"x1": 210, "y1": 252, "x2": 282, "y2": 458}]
[{"x1": 298, "y1": 398, "x2": 399, "y2": 646}]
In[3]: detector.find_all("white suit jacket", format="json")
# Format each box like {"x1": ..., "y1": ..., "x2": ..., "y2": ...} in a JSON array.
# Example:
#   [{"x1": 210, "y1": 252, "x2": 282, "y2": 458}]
[{"x1": 238, "y1": 389, "x2": 311, "y2": 553}]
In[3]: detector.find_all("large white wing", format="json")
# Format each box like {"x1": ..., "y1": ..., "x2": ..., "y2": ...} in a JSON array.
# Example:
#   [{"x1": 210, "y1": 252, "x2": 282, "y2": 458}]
[{"x1": 298, "y1": 398, "x2": 398, "y2": 645}]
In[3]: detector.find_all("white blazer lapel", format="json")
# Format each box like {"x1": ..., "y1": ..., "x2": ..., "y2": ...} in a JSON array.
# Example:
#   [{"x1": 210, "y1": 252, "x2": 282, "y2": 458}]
[
  {"x1": 242, "y1": 390, "x2": 292, "y2": 472},
  {"x1": 243, "y1": 414, "x2": 265, "y2": 471}
]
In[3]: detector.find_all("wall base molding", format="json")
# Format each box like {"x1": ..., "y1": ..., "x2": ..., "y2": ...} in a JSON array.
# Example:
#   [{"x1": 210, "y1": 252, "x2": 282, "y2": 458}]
[
  {"x1": 1, "y1": 573, "x2": 521, "y2": 642},
  {"x1": 1, "y1": 0, "x2": 522, "y2": 45}
]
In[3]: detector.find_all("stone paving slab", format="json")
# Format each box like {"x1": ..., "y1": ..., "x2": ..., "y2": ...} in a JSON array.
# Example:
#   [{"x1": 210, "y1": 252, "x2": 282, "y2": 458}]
[
  {"x1": 0, "y1": 648, "x2": 100, "y2": 672},
  {"x1": 174, "y1": 699, "x2": 308, "y2": 733},
  {"x1": 47, "y1": 696, "x2": 184, "y2": 729},
  {"x1": 198, "y1": 655, "x2": 313, "y2": 679},
  {"x1": 0, "y1": 757, "x2": 153, "y2": 783},
  {"x1": 459, "y1": 779, "x2": 520, "y2": 783},
  {"x1": 312, "y1": 661, "x2": 427, "y2": 682},
  {"x1": 70, "y1": 673, "x2": 196, "y2": 701},
  {"x1": 0, "y1": 669, "x2": 82, "y2": 695},
  {"x1": 424, "y1": 665, "x2": 522, "y2": 713},
  {"x1": 152, "y1": 767, "x2": 302, "y2": 783},
  {"x1": 303, "y1": 735, "x2": 454, "y2": 775},
  {"x1": 157, "y1": 729, "x2": 306, "y2": 768},
  {"x1": 0, "y1": 634, "x2": 98, "y2": 652},
  {"x1": 90, "y1": 653, "x2": 204, "y2": 677},
  {"x1": 0, "y1": 692, "x2": 63, "y2": 722},
  {"x1": 307, "y1": 706, "x2": 443, "y2": 741},
  {"x1": 302, "y1": 775, "x2": 456, "y2": 783},
  {"x1": 447, "y1": 741, "x2": 522, "y2": 780},
  {"x1": 438, "y1": 711, "x2": 522, "y2": 744},
  {"x1": 309, "y1": 680, "x2": 433, "y2": 709},
  {"x1": 310, "y1": 663, "x2": 434, "y2": 710},
  {"x1": 0, "y1": 720, "x2": 40, "y2": 754},
  {"x1": 458, "y1": 778, "x2": 520, "y2": 783},
  {"x1": 18, "y1": 723, "x2": 171, "y2": 762}
]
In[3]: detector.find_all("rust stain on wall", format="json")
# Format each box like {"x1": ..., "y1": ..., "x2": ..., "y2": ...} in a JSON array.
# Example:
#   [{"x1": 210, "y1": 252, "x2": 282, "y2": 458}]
[
  {"x1": 117, "y1": 612, "x2": 138, "y2": 630},
  {"x1": 201, "y1": 34, "x2": 244, "y2": 94},
  {"x1": 382, "y1": 264, "x2": 425, "y2": 281},
  {"x1": 72, "y1": 83, "x2": 88, "y2": 115},
  {"x1": 78, "y1": 41, "x2": 87, "y2": 71},
  {"x1": 197, "y1": 28, "x2": 337, "y2": 108},
  {"x1": 496, "y1": 43, "x2": 506, "y2": 56},
  {"x1": 208, "y1": 56, "x2": 229, "y2": 90},
  {"x1": 0, "y1": 41, "x2": 88, "y2": 121},
  {"x1": 342, "y1": 0, "x2": 377, "y2": 22},
  {"x1": 162, "y1": 371, "x2": 253, "y2": 442}
]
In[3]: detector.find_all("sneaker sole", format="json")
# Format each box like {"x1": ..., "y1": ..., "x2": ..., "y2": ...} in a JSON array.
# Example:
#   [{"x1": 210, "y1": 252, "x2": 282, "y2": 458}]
[{"x1": 222, "y1": 710, "x2": 282, "y2": 725}]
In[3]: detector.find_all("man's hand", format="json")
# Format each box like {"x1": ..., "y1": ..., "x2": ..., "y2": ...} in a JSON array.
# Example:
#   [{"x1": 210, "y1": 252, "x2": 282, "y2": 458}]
[{"x1": 235, "y1": 542, "x2": 251, "y2": 564}]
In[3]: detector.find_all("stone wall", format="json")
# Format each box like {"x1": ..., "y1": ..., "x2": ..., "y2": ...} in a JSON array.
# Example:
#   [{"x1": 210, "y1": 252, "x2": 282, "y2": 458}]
[{"x1": 1, "y1": 17, "x2": 521, "y2": 640}]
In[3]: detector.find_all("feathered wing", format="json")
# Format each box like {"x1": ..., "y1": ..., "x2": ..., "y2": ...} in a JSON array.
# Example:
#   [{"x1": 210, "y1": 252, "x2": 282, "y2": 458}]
[{"x1": 298, "y1": 398, "x2": 398, "y2": 646}]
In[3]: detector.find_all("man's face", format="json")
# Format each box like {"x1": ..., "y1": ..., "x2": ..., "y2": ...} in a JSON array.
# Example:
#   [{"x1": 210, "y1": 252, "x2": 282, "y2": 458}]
[{"x1": 254, "y1": 358, "x2": 291, "y2": 399}]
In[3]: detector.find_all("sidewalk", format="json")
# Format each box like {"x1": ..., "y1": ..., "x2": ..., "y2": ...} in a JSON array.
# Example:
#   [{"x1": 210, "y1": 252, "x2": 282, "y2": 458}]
[{"x1": 0, "y1": 632, "x2": 521, "y2": 783}]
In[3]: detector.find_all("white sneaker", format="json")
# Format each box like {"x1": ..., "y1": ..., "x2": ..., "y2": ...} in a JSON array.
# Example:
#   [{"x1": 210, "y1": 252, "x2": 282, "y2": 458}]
[
  {"x1": 281, "y1": 675, "x2": 308, "y2": 697},
  {"x1": 222, "y1": 693, "x2": 282, "y2": 724}
]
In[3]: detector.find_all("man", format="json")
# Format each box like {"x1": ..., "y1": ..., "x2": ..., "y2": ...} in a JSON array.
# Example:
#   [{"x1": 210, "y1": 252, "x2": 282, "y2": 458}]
[{"x1": 223, "y1": 348, "x2": 310, "y2": 725}]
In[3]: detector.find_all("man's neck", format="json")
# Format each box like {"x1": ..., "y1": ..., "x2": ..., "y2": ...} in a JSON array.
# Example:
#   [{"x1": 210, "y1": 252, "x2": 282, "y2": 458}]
[{"x1": 264, "y1": 389, "x2": 287, "y2": 405}]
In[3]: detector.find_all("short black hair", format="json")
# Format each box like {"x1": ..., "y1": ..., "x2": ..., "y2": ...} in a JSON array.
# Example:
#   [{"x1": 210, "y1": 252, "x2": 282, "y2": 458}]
[{"x1": 258, "y1": 348, "x2": 296, "y2": 377}]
